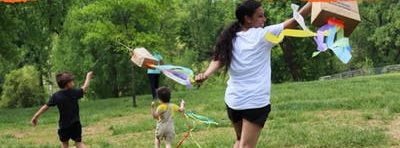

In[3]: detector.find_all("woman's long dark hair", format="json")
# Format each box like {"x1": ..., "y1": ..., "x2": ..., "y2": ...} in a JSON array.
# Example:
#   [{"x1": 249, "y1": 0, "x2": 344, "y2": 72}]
[{"x1": 213, "y1": 0, "x2": 262, "y2": 72}]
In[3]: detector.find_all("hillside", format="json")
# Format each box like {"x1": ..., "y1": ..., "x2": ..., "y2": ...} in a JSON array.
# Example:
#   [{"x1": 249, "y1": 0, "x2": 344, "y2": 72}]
[{"x1": 1, "y1": 73, "x2": 399, "y2": 147}]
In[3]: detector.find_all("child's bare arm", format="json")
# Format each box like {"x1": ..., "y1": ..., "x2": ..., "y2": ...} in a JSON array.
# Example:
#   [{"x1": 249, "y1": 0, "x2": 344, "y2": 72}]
[
  {"x1": 151, "y1": 102, "x2": 159, "y2": 119},
  {"x1": 178, "y1": 100, "x2": 185, "y2": 112},
  {"x1": 81, "y1": 71, "x2": 93, "y2": 92},
  {"x1": 31, "y1": 105, "x2": 50, "y2": 127}
]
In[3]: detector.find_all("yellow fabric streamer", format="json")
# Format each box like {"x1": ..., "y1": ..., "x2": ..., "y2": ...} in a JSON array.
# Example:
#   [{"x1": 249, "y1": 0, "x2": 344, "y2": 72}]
[
  {"x1": 265, "y1": 29, "x2": 317, "y2": 44},
  {"x1": 265, "y1": 4, "x2": 324, "y2": 44}
]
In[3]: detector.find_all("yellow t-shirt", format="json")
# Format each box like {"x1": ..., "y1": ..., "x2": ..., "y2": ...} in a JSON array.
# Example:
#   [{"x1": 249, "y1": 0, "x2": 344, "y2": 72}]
[{"x1": 156, "y1": 103, "x2": 180, "y2": 121}]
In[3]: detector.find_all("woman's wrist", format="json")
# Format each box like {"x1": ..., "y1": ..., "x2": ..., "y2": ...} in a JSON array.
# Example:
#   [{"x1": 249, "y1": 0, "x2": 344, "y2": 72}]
[{"x1": 203, "y1": 72, "x2": 210, "y2": 78}]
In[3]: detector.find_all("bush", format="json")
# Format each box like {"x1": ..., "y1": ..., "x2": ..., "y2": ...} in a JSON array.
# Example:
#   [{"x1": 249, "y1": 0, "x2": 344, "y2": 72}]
[
  {"x1": 0, "y1": 77, "x2": 3, "y2": 94},
  {"x1": 0, "y1": 66, "x2": 46, "y2": 108}
]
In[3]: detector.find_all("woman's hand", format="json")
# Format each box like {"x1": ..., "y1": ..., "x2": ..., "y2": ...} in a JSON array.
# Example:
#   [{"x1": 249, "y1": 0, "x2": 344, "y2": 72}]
[
  {"x1": 195, "y1": 73, "x2": 209, "y2": 83},
  {"x1": 194, "y1": 60, "x2": 221, "y2": 84}
]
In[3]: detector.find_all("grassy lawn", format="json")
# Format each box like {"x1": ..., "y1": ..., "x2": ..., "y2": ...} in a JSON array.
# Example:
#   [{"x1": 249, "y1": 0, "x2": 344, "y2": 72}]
[{"x1": 1, "y1": 73, "x2": 399, "y2": 147}]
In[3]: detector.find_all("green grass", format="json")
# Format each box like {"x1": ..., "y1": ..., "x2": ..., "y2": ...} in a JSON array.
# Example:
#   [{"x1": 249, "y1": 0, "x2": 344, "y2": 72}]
[{"x1": 1, "y1": 73, "x2": 400, "y2": 147}]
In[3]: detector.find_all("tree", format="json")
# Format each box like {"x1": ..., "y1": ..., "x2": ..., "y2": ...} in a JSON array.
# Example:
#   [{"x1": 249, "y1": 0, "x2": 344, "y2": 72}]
[
  {"x1": 0, "y1": 66, "x2": 46, "y2": 108},
  {"x1": 351, "y1": 0, "x2": 400, "y2": 67},
  {"x1": 52, "y1": 0, "x2": 168, "y2": 100},
  {"x1": 0, "y1": 0, "x2": 75, "y2": 95},
  {"x1": 178, "y1": 0, "x2": 236, "y2": 62}
]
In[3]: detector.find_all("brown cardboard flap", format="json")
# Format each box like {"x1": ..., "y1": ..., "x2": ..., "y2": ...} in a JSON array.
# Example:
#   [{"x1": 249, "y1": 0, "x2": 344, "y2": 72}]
[
  {"x1": 311, "y1": 1, "x2": 361, "y2": 36},
  {"x1": 130, "y1": 47, "x2": 157, "y2": 68}
]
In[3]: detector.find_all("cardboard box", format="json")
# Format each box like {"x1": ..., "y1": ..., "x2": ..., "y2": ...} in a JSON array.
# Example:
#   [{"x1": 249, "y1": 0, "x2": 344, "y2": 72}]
[
  {"x1": 130, "y1": 47, "x2": 158, "y2": 68},
  {"x1": 311, "y1": 1, "x2": 361, "y2": 36}
]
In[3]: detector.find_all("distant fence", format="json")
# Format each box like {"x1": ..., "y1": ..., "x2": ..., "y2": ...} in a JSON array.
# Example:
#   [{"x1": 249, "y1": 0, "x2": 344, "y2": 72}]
[{"x1": 319, "y1": 64, "x2": 400, "y2": 80}]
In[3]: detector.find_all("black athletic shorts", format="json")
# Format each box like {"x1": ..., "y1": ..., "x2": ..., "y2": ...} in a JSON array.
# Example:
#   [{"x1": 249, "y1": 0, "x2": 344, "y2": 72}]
[
  {"x1": 58, "y1": 122, "x2": 82, "y2": 142},
  {"x1": 227, "y1": 104, "x2": 271, "y2": 128}
]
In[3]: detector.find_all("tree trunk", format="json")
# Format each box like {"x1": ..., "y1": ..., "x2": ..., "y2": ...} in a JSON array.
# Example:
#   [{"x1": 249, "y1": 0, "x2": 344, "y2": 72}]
[
  {"x1": 39, "y1": 70, "x2": 44, "y2": 87},
  {"x1": 280, "y1": 38, "x2": 301, "y2": 81},
  {"x1": 131, "y1": 63, "x2": 137, "y2": 107},
  {"x1": 110, "y1": 58, "x2": 119, "y2": 97}
]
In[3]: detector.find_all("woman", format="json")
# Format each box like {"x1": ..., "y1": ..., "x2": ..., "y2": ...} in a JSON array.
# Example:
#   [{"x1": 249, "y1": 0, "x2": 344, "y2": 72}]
[
  {"x1": 195, "y1": 1, "x2": 311, "y2": 147},
  {"x1": 148, "y1": 51, "x2": 163, "y2": 100}
]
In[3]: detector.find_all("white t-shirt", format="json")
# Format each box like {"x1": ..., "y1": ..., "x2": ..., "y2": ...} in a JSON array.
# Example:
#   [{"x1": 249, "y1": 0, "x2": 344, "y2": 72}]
[{"x1": 225, "y1": 23, "x2": 284, "y2": 110}]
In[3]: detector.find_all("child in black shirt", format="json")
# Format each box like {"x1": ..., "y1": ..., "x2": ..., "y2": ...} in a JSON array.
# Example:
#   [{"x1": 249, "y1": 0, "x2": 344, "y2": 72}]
[{"x1": 31, "y1": 71, "x2": 93, "y2": 148}]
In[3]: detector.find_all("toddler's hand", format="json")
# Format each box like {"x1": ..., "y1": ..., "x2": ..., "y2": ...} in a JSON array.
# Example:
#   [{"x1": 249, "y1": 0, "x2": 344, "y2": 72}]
[{"x1": 180, "y1": 100, "x2": 185, "y2": 106}]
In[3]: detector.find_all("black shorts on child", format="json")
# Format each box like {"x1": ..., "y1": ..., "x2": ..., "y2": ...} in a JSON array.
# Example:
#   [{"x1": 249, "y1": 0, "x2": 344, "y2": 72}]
[
  {"x1": 58, "y1": 121, "x2": 82, "y2": 142},
  {"x1": 227, "y1": 104, "x2": 271, "y2": 128}
]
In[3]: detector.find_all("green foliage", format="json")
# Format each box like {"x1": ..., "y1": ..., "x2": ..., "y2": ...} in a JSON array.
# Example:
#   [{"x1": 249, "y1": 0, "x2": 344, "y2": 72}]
[
  {"x1": 177, "y1": 0, "x2": 236, "y2": 62},
  {"x1": 0, "y1": 0, "x2": 75, "y2": 95},
  {"x1": 50, "y1": 0, "x2": 238, "y2": 98},
  {"x1": 351, "y1": 0, "x2": 400, "y2": 67},
  {"x1": 0, "y1": 66, "x2": 46, "y2": 108},
  {"x1": 52, "y1": 0, "x2": 165, "y2": 98},
  {"x1": 360, "y1": 57, "x2": 375, "y2": 75},
  {"x1": 1, "y1": 0, "x2": 400, "y2": 100}
]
